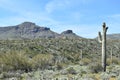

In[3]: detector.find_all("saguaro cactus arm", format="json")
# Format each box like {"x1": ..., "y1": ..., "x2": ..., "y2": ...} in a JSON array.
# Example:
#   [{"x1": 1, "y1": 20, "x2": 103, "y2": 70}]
[
  {"x1": 98, "y1": 32, "x2": 102, "y2": 43},
  {"x1": 106, "y1": 27, "x2": 108, "y2": 32}
]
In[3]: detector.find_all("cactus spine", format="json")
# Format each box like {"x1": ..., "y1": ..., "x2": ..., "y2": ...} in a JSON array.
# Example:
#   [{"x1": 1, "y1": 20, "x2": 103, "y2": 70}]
[{"x1": 98, "y1": 22, "x2": 108, "y2": 72}]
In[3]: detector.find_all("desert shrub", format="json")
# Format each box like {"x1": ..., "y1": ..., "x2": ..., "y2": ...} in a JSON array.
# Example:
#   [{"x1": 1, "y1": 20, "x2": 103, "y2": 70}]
[
  {"x1": 67, "y1": 67, "x2": 77, "y2": 74},
  {"x1": 56, "y1": 63, "x2": 64, "y2": 70},
  {"x1": 107, "y1": 57, "x2": 120, "y2": 65},
  {"x1": 32, "y1": 54, "x2": 53, "y2": 70},
  {"x1": 107, "y1": 58, "x2": 112, "y2": 66},
  {"x1": 100, "y1": 72, "x2": 110, "y2": 80},
  {"x1": 109, "y1": 65, "x2": 120, "y2": 77},
  {"x1": 89, "y1": 63, "x2": 103, "y2": 73},
  {"x1": 0, "y1": 51, "x2": 33, "y2": 72},
  {"x1": 112, "y1": 57, "x2": 119, "y2": 64},
  {"x1": 81, "y1": 58, "x2": 91, "y2": 65}
]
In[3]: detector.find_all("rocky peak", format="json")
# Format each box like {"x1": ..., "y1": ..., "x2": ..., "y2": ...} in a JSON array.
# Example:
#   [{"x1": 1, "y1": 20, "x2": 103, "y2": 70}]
[
  {"x1": 20, "y1": 22, "x2": 35, "y2": 26},
  {"x1": 39, "y1": 27, "x2": 50, "y2": 31},
  {"x1": 61, "y1": 30, "x2": 73, "y2": 34},
  {"x1": 18, "y1": 22, "x2": 50, "y2": 31},
  {"x1": 18, "y1": 22, "x2": 36, "y2": 28}
]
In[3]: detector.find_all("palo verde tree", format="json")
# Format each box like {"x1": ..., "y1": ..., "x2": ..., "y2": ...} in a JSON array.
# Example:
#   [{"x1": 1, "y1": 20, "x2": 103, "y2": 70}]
[{"x1": 98, "y1": 22, "x2": 108, "y2": 72}]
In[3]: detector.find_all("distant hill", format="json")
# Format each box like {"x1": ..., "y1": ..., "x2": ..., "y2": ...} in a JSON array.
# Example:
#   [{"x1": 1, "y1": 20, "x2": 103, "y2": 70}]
[
  {"x1": 0, "y1": 22, "x2": 81, "y2": 40},
  {"x1": 107, "y1": 33, "x2": 120, "y2": 40},
  {"x1": 95, "y1": 33, "x2": 120, "y2": 40}
]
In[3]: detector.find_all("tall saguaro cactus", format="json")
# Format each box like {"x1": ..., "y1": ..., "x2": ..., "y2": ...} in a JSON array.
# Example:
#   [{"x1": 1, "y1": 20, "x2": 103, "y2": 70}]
[{"x1": 98, "y1": 22, "x2": 108, "y2": 72}]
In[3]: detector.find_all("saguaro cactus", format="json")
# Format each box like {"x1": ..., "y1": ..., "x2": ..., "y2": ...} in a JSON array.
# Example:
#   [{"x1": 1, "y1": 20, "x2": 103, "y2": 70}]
[{"x1": 98, "y1": 22, "x2": 108, "y2": 72}]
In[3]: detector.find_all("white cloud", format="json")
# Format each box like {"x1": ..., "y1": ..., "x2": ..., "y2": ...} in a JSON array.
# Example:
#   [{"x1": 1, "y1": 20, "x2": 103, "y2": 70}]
[
  {"x1": 0, "y1": 12, "x2": 60, "y2": 27},
  {"x1": 0, "y1": 0, "x2": 60, "y2": 26},
  {"x1": 0, "y1": 0, "x2": 109, "y2": 38},
  {"x1": 45, "y1": 0, "x2": 71, "y2": 13},
  {"x1": 45, "y1": 0, "x2": 94, "y2": 13}
]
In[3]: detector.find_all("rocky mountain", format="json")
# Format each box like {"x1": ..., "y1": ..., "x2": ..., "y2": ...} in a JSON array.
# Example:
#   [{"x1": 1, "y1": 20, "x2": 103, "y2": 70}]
[
  {"x1": 1, "y1": 22, "x2": 120, "y2": 40},
  {"x1": 0, "y1": 22, "x2": 54, "y2": 39},
  {"x1": 0, "y1": 22, "x2": 82, "y2": 40}
]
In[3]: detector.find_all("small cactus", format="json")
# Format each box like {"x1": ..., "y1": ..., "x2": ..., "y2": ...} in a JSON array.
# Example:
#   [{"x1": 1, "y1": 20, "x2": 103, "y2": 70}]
[{"x1": 98, "y1": 22, "x2": 108, "y2": 72}]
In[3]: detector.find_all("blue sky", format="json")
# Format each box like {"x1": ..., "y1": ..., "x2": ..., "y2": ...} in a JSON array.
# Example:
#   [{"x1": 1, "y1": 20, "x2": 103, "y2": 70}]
[{"x1": 0, "y1": 0, "x2": 120, "y2": 38}]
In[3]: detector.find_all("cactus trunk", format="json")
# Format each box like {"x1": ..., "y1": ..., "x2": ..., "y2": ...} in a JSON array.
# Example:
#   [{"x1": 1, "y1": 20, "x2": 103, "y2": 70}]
[
  {"x1": 102, "y1": 25, "x2": 107, "y2": 72},
  {"x1": 98, "y1": 22, "x2": 108, "y2": 72}
]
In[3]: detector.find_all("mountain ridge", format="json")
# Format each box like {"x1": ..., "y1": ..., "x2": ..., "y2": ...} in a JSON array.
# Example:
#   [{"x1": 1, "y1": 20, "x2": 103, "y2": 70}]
[
  {"x1": 107, "y1": 33, "x2": 120, "y2": 40},
  {"x1": 95, "y1": 33, "x2": 120, "y2": 40},
  {"x1": 0, "y1": 22, "x2": 81, "y2": 40},
  {"x1": 0, "y1": 22, "x2": 120, "y2": 40}
]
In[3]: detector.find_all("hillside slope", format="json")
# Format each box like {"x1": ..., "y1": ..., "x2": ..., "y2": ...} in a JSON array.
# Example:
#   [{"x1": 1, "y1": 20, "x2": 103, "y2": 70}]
[{"x1": 0, "y1": 22, "x2": 59, "y2": 39}]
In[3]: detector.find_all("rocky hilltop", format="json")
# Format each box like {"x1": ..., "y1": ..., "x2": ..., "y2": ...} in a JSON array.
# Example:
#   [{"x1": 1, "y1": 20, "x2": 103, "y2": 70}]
[
  {"x1": 61, "y1": 30, "x2": 81, "y2": 38},
  {"x1": 0, "y1": 22, "x2": 58, "y2": 39}
]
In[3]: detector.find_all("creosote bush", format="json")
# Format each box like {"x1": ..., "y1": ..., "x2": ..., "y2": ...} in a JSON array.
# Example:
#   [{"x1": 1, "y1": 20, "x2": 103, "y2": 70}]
[
  {"x1": 32, "y1": 53, "x2": 54, "y2": 70},
  {"x1": 0, "y1": 51, "x2": 54, "y2": 72},
  {"x1": 0, "y1": 51, "x2": 33, "y2": 72}
]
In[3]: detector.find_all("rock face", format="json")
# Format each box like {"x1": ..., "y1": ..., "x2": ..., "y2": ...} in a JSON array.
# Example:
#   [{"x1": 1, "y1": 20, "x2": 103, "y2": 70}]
[
  {"x1": 0, "y1": 22, "x2": 59, "y2": 39},
  {"x1": 61, "y1": 30, "x2": 81, "y2": 38},
  {"x1": 61, "y1": 30, "x2": 73, "y2": 34}
]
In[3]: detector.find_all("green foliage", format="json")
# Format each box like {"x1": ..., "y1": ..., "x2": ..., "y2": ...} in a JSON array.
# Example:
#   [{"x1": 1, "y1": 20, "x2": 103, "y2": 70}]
[
  {"x1": 32, "y1": 53, "x2": 54, "y2": 70},
  {"x1": 67, "y1": 67, "x2": 77, "y2": 74},
  {"x1": 89, "y1": 62, "x2": 103, "y2": 73},
  {"x1": 112, "y1": 57, "x2": 120, "y2": 65},
  {"x1": 0, "y1": 51, "x2": 33, "y2": 72},
  {"x1": 107, "y1": 58, "x2": 112, "y2": 66},
  {"x1": 107, "y1": 57, "x2": 120, "y2": 65},
  {"x1": 0, "y1": 38, "x2": 120, "y2": 79},
  {"x1": 0, "y1": 51, "x2": 54, "y2": 74},
  {"x1": 81, "y1": 58, "x2": 92, "y2": 65},
  {"x1": 56, "y1": 63, "x2": 66, "y2": 70}
]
